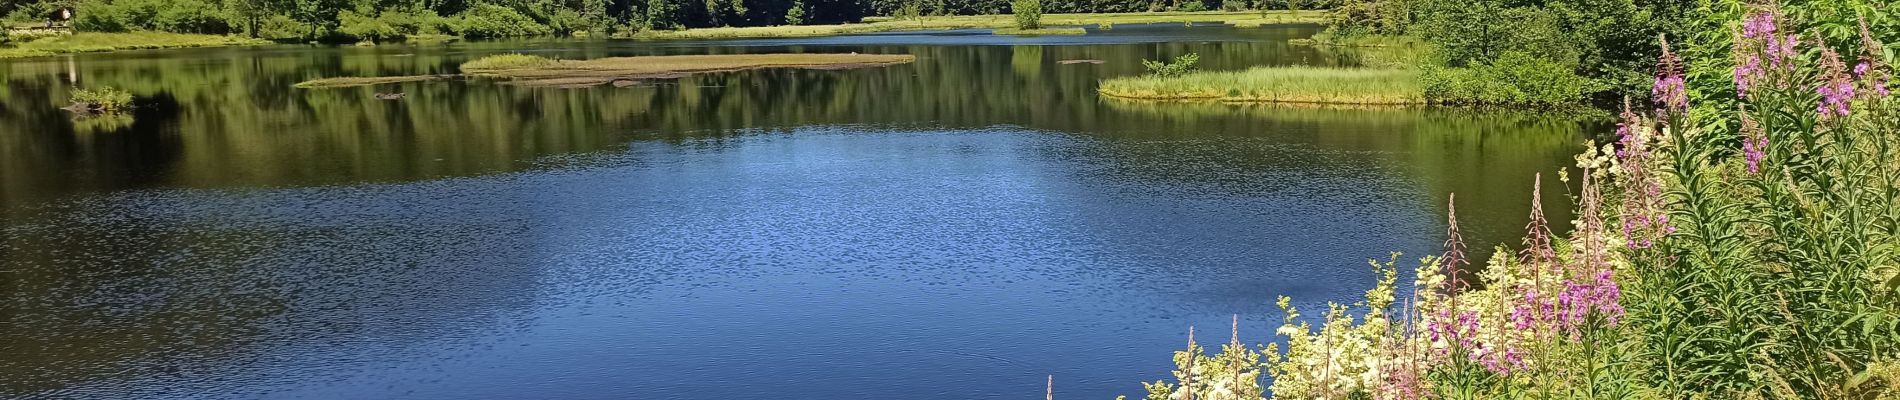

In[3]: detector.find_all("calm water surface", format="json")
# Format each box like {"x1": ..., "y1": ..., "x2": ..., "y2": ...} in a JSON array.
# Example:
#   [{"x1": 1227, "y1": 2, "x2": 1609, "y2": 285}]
[{"x1": 1, "y1": 25, "x2": 1585, "y2": 399}]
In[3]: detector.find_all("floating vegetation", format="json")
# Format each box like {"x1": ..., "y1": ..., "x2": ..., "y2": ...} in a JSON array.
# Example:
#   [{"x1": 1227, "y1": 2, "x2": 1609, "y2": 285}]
[
  {"x1": 992, "y1": 27, "x2": 1086, "y2": 36},
  {"x1": 460, "y1": 53, "x2": 917, "y2": 88},
  {"x1": 1099, "y1": 66, "x2": 1425, "y2": 105}
]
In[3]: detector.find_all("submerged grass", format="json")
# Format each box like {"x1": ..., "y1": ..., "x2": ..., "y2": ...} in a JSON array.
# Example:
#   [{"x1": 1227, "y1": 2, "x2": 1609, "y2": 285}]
[
  {"x1": 993, "y1": 27, "x2": 1087, "y2": 35},
  {"x1": 1099, "y1": 66, "x2": 1424, "y2": 105},
  {"x1": 0, "y1": 32, "x2": 267, "y2": 59},
  {"x1": 630, "y1": 11, "x2": 1322, "y2": 40}
]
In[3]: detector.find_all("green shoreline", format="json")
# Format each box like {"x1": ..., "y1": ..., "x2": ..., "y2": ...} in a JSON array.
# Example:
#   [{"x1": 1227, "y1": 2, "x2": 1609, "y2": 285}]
[{"x1": 0, "y1": 32, "x2": 269, "y2": 59}]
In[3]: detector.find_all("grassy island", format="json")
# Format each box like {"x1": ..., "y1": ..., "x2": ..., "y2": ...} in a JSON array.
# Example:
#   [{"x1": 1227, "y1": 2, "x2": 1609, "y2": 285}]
[
  {"x1": 1099, "y1": 66, "x2": 1424, "y2": 105},
  {"x1": 992, "y1": 27, "x2": 1087, "y2": 35}
]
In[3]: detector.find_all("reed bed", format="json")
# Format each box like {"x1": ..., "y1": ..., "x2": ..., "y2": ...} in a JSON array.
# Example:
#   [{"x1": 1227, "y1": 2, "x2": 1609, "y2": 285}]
[{"x1": 1098, "y1": 66, "x2": 1425, "y2": 105}]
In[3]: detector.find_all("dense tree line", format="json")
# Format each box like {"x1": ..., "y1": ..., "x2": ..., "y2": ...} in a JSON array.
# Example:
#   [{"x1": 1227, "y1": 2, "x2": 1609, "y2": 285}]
[
  {"x1": 1325, "y1": 0, "x2": 1703, "y2": 103},
  {"x1": 2, "y1": 0, "x2": 1331, "y2": 42}
]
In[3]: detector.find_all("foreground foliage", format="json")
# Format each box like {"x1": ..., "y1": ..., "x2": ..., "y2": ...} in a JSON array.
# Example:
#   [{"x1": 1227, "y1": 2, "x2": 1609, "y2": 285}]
[{"x1": 1127, "y1": 2, "x2": 1900, "y2": 399}]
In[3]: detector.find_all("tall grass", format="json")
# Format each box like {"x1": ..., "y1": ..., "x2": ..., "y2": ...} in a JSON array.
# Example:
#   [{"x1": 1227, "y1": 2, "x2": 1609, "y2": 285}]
[
  {"x1": 0, "y1": 32, "x2": 267, "y2": 59},
  {"x1": 1099, "y1": 66, "x2": 1425, "y2": 105},
  {"x1": 459, "y1": 54, "x2": 558, "y2": 72}
]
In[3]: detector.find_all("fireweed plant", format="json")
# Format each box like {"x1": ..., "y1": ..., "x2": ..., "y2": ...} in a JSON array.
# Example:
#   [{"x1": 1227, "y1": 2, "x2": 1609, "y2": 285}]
[{"x1": 1121, "y1": 6, "x2": 1900, "y2": 400}]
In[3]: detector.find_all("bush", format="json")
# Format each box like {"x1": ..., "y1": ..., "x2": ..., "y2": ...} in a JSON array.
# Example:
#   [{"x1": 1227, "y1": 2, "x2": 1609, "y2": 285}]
[
  {"x1": 73, "y1": 0, "x2": 232, "y2": 34},
  {"x1": 1141, "y1": 53, "x2": 1200, "y2": 77},
  {"x1": 1011, "y1": 0, "x2": 1041, "y2": 29},
  {"x1": 447, "y1": 4, "x2": 550, "y2": 39},
  {"x1": 70, "y1": 87, "x2": 133, "y2": 111},
  {"x1": 337, "y1": 10, "x2": 399, "y2": 42},
  {"x1": 1420, "y1": 51, "x2": 1596, "y2": 107},
  {"x1": 784, "y1": 0, "x2": 806, "y2": 26},
  {"x1": 546, "y1": 9, "x2": 583, "y2": 36},
  {"x1": 1176, "y1": 0, "x2": 1208, "y2": 12},
  {"x1": 253, "y1": 14, "x2": 313, "y2": 41}
]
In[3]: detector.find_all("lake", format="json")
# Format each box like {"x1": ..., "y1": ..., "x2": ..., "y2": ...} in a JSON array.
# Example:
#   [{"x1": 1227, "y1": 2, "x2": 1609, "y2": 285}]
[{"x1": 1, "y1": 24, "x2": 1585, "y2": 399}]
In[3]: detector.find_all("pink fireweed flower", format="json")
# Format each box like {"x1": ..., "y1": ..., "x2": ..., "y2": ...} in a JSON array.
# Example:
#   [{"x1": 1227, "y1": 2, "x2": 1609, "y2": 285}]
[
  {"x1": 1733, "y1": 9, "x2": 1798, "y2": 99},
  {"x1": 1768, "y1": 34, "x2": 1798, "y2": 69},
  {"x1": 1817, "y1": 42, "x2": 1854, "y2": 119},
  {"x1": 1735, "y1": 50, "x2": 1763, "y2": 98},
  {"x1": 1741, "y1": 10, "x2": 1775, "y2": 39},
  {"x1": 1740, "y1": 110, "x2": 1767, "y2": 174},
  {"x1": 1653, "y1": 37, "x2": 1688, "y2": 113},
  {"x1": 1613, "y1": 99, "x2": 1670, "y2": 248},
  {"x1": 1857, "y1": 17, "x2": 1891, "y2": 99}
]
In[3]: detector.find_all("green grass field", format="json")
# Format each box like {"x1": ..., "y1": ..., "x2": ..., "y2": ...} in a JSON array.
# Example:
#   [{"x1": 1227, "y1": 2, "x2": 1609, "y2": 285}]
[{"x1": 1098, "y1": 66, "x2": 1425, "y2": 105}]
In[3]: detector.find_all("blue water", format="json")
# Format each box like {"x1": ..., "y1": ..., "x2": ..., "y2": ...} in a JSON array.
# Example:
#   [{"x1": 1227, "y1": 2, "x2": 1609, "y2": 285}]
[{"x1": 1, "y1": 27, "x2": 1583, "y2": 399}]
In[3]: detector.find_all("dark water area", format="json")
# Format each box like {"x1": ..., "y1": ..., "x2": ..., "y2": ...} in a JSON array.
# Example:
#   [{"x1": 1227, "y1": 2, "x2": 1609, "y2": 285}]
[{"x1": 2, "y1": 24, "x2": 1585, "y2": 399}]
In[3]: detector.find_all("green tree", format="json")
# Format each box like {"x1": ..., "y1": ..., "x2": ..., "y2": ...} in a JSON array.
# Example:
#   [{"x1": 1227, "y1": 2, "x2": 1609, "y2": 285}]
[
  {"x1": 641, "y1": 0, "x2": 676, "y2": 29},
  {"x1": 783, "y1": 0, "x2": 805, "y2": 25},
  {"x1": 1011, "y1": 0, "x2": 1040, "y2": 29}
]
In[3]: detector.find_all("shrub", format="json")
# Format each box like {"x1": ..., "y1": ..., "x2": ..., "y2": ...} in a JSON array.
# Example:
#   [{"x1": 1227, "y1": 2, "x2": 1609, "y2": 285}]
[
  {"x1": 447, "y1": 4, "x2": 550, "y2": 39},
  {"x1": 1176, "y1": 0, "x2": 1207, "y2": 12},
  {"x1": 1141, "y1": 53, "x2": 1200, "y2": 77},
  {"x1": 70, "y1": 87, "x2": 133, "y2": 112},
  {"x1": 337, "y1": 10, "x2": 399, "y2": 42},
  {"x1": 784, "y1": 0, "x2": 806, "y2": 26},
  {"x1": 1010, "y1": 0, "x2": 1042, "y2": 29},
  {"x1": 1420, "y1": 51, "x2": 1596, "y2": 107},
  {"x1": 545, "y1": 9, "x2": 589, "y2": 36},
  {"x1": 73, "y1": 0, "x2": 231, "y2": 34},
  {"x1": 892, "y1": 1, "x2": 922, "y2": 20},
  {"x1": 253, "y1": 14, "x2": 313, "y2": 41}
]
